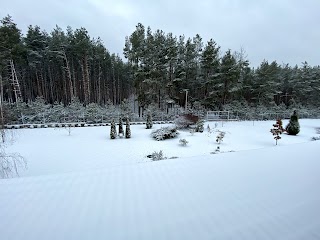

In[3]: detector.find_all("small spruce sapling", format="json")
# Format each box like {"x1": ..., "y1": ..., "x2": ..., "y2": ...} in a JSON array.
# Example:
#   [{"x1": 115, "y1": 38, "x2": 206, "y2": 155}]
[
  {"x1": 110, "y1": 119, "x2": 117, "y2": 139},
  {"x1": 146, "y1": 112, "x2": 153, "y2": 129},
  {"x1": 125, "y1": 117, "x2": 131, "y2": 138},
  {"x1": 270, "y1": 119, "x2": 283, "y2": 145}
]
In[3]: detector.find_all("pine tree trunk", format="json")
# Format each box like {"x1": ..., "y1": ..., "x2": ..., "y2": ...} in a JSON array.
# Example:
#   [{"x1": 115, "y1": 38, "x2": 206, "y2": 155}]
[
  {"x1": 82, "y1": 55, "x2": 90, "y2": 105},
  {"x1": 63, "y1": 50, "x2": 73, "y2": 100}
]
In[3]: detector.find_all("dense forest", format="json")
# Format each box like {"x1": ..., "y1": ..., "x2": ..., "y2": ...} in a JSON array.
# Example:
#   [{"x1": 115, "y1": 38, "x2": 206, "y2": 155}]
[{"x1": 0, "y1": 15, "x2": 319, "y2": 123}]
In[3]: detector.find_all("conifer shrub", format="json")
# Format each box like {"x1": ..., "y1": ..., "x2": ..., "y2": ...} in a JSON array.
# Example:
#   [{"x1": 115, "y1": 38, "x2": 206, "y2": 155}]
[
  {"x1": 146, "y1": 112, "x2": 153, "y2": 129},
  {"x1": 125, "y1": 117, "x2": 131, "y2": 138},
  {"x1": 286, "y1": 110, "x2": 300, "y2": 135},
  {"x1": 118, "y1": 117, "x2": 124, "y2": 137},
  {"x1": 110, "y1": 119, "x2": 117, "y2": 139}
]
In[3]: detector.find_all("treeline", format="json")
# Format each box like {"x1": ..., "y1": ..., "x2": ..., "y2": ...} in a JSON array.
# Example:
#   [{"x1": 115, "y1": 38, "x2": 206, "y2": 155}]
[
  {"x1": 124, "y1": 23, "x2": 320, "y2": 111},
  {"x1": 0, "y1": 15, "x2": 132, "y2": 106},
  {"x1": 1, "y1": 16, "x2": 320, "y2": 114}
]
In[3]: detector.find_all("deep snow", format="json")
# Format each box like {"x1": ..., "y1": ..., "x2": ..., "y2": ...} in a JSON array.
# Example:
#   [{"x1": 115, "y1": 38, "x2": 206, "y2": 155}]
[{"x1": 0, "y1": 119, "x2": 319, "y2": 239}]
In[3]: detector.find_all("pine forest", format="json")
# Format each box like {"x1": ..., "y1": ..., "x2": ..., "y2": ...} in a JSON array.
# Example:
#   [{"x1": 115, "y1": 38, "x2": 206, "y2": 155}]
[{"x1": 1, "y1": 16, "x2": 319, "y2": 124}]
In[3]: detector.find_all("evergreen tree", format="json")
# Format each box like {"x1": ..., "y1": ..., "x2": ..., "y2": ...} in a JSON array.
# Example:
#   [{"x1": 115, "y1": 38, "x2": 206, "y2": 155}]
[
  {"x1": 118, "y1": 117, "x2": 124, "y2": 137},
  {"x1": 125, "y1": 117, "x2": 131, "y2": 138},
  {"x1": 270, "y1": 119, "x2": 283, "y2": 145},
  {"x1": 146, "y1": 112, "x2": 153, "y2": 129},
  {"x1": 200, "y1": 38, "x2": 220, "y2": 107},
  {"x1": 286, "y1": 110, "x2": 300, "y2": 135},
  {"x1": 218, "y1": 50, "x2": 240, "y2": 108},
  {"x1": 110, "y1": 119, "x2": 117, "y2": 139}
]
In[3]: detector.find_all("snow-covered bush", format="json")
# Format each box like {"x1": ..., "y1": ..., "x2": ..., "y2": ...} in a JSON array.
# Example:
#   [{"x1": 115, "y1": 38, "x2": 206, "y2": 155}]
[
  {"x1": 146, "y1": 112, "x2": 153, "y2": 129},
  {"x1": 148, "y1": 150, "x2": 166, "y2": 161},
  {"x1": 175, "y1": 114, "x2": 199, "y2": 129},
  {"x1": 151, "y1": 126, "x2": 178, "y2": 141},
  {"x1": 125, "y1": 117, "x2": 131, "y2": 138},
  {"x1": 286, "y1": 110, "x2": 300, "y2": 135},
  {"x1": 110, "y1": 120, "x2": 117, "y2": 139},
  {"x1": 179, "y1": 138, "x2": 188, "y2": 146},
  {"x1": 311, "y1": 136, "x2": 320, "y2": 141},
  {"x1": 195, "y1": 120, "x2": 204, "y2": 132},
  {"x1": 0, "y1": 150, "x2": 26, "y2": 178},
  {"x1": 216, "y1": 131, "x2": 226, "y2": 144},
  {"x1": 311, "y1": 127, "x2": 320, "y2": 141},
  {"x1": 270, "y1": 119, "x2": 283, "y2": 145},
  {"x1": 118, "y1": 117, "x2": 124, "y2": 137},
  {"x1": 120, "y1": 99, "x2": 134, "y2": 121},
  {"x1": 85, "y1": 103, "x2": 103, "y2": 123}
]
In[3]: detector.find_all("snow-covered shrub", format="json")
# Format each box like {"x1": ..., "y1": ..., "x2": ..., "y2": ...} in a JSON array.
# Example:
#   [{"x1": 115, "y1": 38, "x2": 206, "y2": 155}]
[
  {"x1": 85, "y1": 103, "x2": 102, "y2": 123},
  {"x1": 125, "y1": 117, "x2": 131, "y2": 138},
  {"x1": 118, "y1": 117, "x2": 124, "y2": 137},
  {"x1": 151, "y1": 126, "x2": 178, "y2": 141},
  {"x1": 270, "y1": 119, "x2": 283, "y2": 145},
  {"x1": 148, "y1": 150, "x2": 166, "y2": 161},
  {"x1": 311, "y1": 127, "x2": 320, "y2": 141},
  {"x1": 216, "y1": 131, "x2": 226, "y2": 144},
  {"x1": 179, "y1": 138, "x2": 188, "y2": 146},
  {"x1": 120, "y1": 99, "x2": 134, "y2": 121},
  {"x1": 0, "y1": 152, "x2": 26, "y2": 178},
  {"x1": 175, "y1": 114, "x2": 199, "y2": 129},
  {"x1": 146, "y1": 112, "x2": 153, "y2": 129},
  {"x1": 286, "y1": 110, "x2": 300, "y2": 135},
  {"x1": 0, "y1": 144, "x2": 26, "y2": 178},
  {"x1": 195, "y1": 120, "x2": 204, "y2": 132},
  {"x1": 311, "y1": 136, "x2": 320, "y2": 141},
  {"x1": 110, "y1": 120, "x2": 117, "y2": 139}
]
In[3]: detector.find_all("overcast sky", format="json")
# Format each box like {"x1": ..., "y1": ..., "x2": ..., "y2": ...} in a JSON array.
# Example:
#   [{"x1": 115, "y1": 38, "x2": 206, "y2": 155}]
[{"x1": 1, "y1": 0, "x2": 319, "y2": 67}]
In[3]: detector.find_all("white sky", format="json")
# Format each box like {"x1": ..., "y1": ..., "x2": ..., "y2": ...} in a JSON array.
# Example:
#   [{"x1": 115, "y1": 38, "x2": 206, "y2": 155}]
[{"x1": 1, "y1": 0, "x2": 319, "y2": 67}]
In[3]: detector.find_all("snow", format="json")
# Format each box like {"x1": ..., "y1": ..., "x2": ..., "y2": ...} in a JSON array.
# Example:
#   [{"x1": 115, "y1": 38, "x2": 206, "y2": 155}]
[{"x1": 0, "y1": 119, "x2": 320, "y2": 239}]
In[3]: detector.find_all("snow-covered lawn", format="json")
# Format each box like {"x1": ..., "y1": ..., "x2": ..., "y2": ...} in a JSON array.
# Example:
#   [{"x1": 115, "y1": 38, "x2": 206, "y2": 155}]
[{"x1": 1, "y1": 119, "x2": 320, "y2": 239}]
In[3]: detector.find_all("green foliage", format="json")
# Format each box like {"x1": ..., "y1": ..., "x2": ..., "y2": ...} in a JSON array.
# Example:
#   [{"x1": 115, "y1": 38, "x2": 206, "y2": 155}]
[
  {"x1": 270, "y1": 119, "x2": 283, "y2": 145},
  {"x1": 1, "y1": 16, "x2": 320, "y2": 120},
  {"x1": 118, "y1": 117, "x2": 124, "y2": 136},
  {"x1": 146, "y1": 112, "x2": 153, "y2": 129},
  {"x1": 125, "y1": 117, "x2": 131, "y2": 138},
  {"x1": 286, "y1": 111, "x2": 300, "y2": 135},
  {"x1": 110, "y1": 119, "x2": 117, "y2": 139}
]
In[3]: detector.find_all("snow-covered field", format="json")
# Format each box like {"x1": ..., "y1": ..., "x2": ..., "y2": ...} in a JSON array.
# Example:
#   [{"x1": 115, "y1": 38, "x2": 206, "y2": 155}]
[{"x1": 1, "y1": 119, "x2": 320, "y2": 239}]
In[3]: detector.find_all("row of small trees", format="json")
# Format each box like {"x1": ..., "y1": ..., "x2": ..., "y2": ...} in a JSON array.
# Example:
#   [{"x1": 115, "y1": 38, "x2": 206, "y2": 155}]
[
  {"x1": 110, "y1": 117, "x2": 131, "y2": 139},
  {"x1": 109, "y1": 112, "x2": 153, "y2": 139}
]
